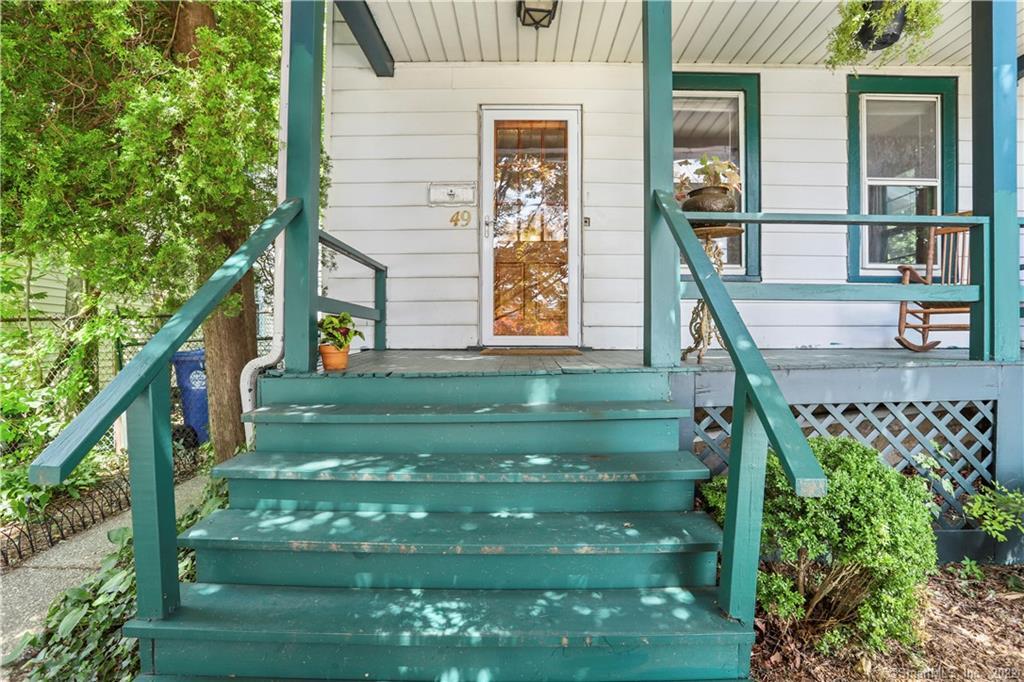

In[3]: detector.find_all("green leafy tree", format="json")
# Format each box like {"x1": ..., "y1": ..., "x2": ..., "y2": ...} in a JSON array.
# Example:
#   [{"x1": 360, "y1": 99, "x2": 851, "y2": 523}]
[{"x1": 2, "y1": 0, "x2": 282, "y2": 461}]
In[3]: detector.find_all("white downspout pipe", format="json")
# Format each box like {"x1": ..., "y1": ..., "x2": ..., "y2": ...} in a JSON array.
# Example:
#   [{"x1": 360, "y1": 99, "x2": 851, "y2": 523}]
[{"x1": 241, "y1": 0, "x2": 292, "y2": 445}]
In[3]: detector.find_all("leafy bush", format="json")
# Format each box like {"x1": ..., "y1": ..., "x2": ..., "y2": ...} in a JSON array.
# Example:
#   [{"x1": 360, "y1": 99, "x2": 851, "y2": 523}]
[
  {"x1": 7, "y1": 476, "x2": 227, "y2": 681},
  {"x1": 964, "y1": 482, "x2": 1024, "y2": 543},
  {"x1": 701, "y1": 436, "x2": 937, "y2": 652}
]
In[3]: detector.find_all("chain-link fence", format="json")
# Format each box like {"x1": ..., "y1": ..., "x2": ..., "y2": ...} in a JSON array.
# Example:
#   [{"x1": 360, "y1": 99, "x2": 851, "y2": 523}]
[{"x1": 1, "y1": 306, "x2": 273, "y2": 568}]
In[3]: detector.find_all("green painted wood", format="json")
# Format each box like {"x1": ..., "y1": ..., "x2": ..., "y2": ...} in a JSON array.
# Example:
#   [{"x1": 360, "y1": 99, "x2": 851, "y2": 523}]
[
  {"x1": 972, "y1": 0, "x2": 1020, "y2": 362},
  {"x1": 317, "y1": 229, "x2": 387, "y2": 271},
  {"x1": 642, "y1": 0, "x2": 681, "y2": 367},
  {"x1": 182, "y1": 509, "x2": 722, "y2": 555},
  {"x1": 679, "y1": 281, "x2": 980, "y2": 303},
  {"x1": 374, "y1": 268, "x2": 387, "y2": 350},
  {"x1": 254, "y1": 420, "x2": 680, "y2": 456},
  {"x1": 259, "y1": 371, "x2": 672, "y2": 405},
  {"x1": 123, "y1": 583, "x2": 753, "y2": 647},
  {"x1": 226, "y1": 478, "x2": 697, "y2": 514},
  {"x1": 317, "y1": 295, "x2": 380, "y2": 321},
  {"x1": 126, "y1": 366, "x2": 179, "y2": 619},
  {"x1": 845, "y1": 75, "x2": 958, "y2": 283},
  {"x1": 194, "y1": 547, "x2": 718, "y2": 589},
  {"x1": 244, "y1": 400, "x2": 688, "y2": 424},
  {"x1": 28, "y1": 199, "x2": 301, "y2": 485},
  {"x1": 151, "y1": 638, "x2": 751, "y2": 681},
  {"x1": 655, "y1": 190, "x2": 825, "y2": 498},
  {"x1": 214, "y1": 450, "x2": 708, "y2": 483},
  {"x1": 134, "y1": 671, "x2": 753, "y2": 675},
  {"x1": 681, "y1": 211, "x2": 983, "y2": 227},
  {"x1": 186, "y1": 509, "x2": 721, "y2": 588},
  {"x1": 332, "y1": 1, "x2": 394, "y2": 77},
  {"x1": 717, "y1": 379, "x2": 769, "y2": 625},
  {"x1": 674, "y1": 72, "x2": 761, "y2": 280},
  {"x1": 282, "y1": 0, "x2": 325, "y2": 373},
  {"x1": 969, "y1": 221, "x2": 993, "y2": 358}
]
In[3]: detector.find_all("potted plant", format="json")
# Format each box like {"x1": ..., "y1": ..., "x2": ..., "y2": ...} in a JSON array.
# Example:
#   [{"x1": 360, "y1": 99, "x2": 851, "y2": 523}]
[
  {"x1": 318, "y1": 312, "x2": 364, "y2": 371},
  {"x1": 826, "y1": 0, "x2": 941, "y2": 70},
  {"x1": 675, "y1": 154, "x2": 742, "y2": 227}
]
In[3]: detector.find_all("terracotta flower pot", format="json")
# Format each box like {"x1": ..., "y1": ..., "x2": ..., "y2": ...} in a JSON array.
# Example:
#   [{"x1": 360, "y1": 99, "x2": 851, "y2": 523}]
[
  {"x1": 681, "y1": 186, "x2": 737, "y2": 227},
  {"x1": 319, "y1": 344, "x2": 350, "y2": 372}
]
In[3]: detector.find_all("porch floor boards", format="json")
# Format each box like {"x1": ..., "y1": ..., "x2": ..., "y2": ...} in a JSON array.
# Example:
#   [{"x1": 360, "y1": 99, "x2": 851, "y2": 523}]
[{"x1": 315, "y1": 348, "x2": 996, "y2": 379}]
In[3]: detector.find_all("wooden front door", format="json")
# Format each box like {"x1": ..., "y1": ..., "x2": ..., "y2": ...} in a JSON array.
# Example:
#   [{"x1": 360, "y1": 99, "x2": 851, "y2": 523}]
[{"x1": 480, "y1": 107, "x2": 581, "y2": 346}]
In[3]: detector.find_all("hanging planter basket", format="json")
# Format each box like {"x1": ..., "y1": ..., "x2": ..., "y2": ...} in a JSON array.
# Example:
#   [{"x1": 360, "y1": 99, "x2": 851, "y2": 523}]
[{"x1": 857, "y1": 1, "x2": 907, "y2": 51}]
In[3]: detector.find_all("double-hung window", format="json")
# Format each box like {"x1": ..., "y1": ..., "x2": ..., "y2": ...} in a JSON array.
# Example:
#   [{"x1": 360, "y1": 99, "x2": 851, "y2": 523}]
[
  {"x1": 847, "y1": 76, "x2": 957, "y2": 281},
  {"x1": 673, "y1": 73, "x2": 761, "y2": 280}
]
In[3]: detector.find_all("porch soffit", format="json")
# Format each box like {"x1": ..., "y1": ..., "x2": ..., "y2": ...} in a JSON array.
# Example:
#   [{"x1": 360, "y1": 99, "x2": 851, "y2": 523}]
[{"x1": 345, "y1": 1, "x2": 1024, "y2": 68}]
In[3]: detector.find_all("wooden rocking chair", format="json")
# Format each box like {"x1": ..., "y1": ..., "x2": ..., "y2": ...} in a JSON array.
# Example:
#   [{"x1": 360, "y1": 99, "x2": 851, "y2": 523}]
[{"x1": 894, "y1": 218, "x2": 971, "y2": 352}]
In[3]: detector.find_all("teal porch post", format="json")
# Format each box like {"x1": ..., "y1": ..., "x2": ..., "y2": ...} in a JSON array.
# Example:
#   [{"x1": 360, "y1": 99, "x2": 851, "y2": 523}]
[
  {"x1": 126, "y1": 366, "x2": 179, "y2": 619},
  {"x1": 971, "y1": 0, "x2": 1019, "y2": 362},
  {"x1": 642, "y1": 0, "x2": 681, "y2": 367},
  {"x1": 283, "y1": 0, "x2": 326, "y2": 373}
]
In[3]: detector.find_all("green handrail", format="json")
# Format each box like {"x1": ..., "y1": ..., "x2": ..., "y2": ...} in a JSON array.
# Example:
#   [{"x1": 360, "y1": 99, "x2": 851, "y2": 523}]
[
  {"x1": 28, "y1": 198, "x2": 303, "y2": 486},
  {"x1": 655, "y1": 189, "x2": 827, "y2": 625},
  {"x1": 317, "y1": 229, "x2": 388, "y2": 350},
  {"x1": 655, "y1": 191, "x2": 826, "y2": 497}
]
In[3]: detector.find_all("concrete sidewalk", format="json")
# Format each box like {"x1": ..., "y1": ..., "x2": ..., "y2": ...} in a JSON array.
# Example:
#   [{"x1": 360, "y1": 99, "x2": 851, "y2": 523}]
[{"x1": 0, "y1": 476, "x2": 208, "y2": 661}]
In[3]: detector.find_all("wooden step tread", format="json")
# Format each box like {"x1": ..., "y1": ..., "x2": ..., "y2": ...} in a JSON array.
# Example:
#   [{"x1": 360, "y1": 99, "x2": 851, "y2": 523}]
[
  {"x1": 124, "y1": 584, "x2": 751, "y2": 647},
  {"x1": 213, "y1": 450, "x2": 709, "y2": 483},
  {"x1": 243, "y1": 400, "x2": 688, "y2": 424},
  {"x1": 134, "y1": 671, "x2": 753, "y2": 675},
  {"x1": 180, "y1": 509, "x2": 722, "y2": 554}
]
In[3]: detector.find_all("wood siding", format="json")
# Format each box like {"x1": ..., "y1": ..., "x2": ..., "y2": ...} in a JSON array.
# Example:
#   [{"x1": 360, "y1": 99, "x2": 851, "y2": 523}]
[{"x1": 325, "y1": 11, "x2": 1024, "y2": 350}]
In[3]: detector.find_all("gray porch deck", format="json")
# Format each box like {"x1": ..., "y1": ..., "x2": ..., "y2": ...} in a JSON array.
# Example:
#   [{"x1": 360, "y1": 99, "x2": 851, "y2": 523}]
[{"x1": 337, "y1": 348, "x2": 1004, "y2": 377}]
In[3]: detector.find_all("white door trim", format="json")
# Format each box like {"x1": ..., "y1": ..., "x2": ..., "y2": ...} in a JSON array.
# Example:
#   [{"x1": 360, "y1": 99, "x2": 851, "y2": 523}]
[{"x1": 479, "y1": 105, "x2": 582, "y2": 347}]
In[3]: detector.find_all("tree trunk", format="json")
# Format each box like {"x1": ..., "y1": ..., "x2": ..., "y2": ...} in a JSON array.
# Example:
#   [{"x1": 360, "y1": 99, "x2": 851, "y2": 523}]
[
  {"x1": 203, "y1": 267, "x2": 258, "y2": 462},
  {"x1": 172, "y1": 2, "x2": 259, "y2": 463}
]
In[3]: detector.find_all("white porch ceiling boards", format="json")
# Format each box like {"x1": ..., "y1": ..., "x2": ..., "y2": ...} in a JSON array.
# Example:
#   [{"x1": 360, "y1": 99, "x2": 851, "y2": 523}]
[{"x1": 361, "y1": 1, "x2": 1024, "y2": 67}]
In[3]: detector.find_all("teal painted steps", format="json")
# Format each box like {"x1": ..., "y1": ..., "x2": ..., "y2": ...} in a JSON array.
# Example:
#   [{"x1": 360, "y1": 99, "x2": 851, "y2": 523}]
[
  {"x1": 125, "y1": 583, "x2": 753, "y2": 681},
  {"x1": 247, "y1": 401, "x2": 687, "y2": 455},
  {"x1": 181, "y1": 509, "x2": 721, "y2": 589},
  {"x1": 258, "y1": 371, "x2": 673, "y2": 406},
  {"x1": 215, "y1": 450, "x2": 708, "y2": 512}
]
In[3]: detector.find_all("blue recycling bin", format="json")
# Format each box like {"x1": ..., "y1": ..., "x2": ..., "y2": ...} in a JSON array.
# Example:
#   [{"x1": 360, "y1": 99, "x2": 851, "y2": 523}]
[{"x1": 171, "y1": 348, "x2": 209, "y2": 445}]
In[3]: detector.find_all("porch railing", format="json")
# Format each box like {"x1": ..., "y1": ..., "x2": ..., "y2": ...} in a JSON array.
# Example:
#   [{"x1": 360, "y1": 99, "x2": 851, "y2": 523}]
[
  {"x1": 318, "y1": 230, "x2": 388, "y2": 351},
  {"x1": 654, "y1": 190, "x2": 828, "y2": 625},
  {"x1": 28, "y1": 197, "x2": 388, "y2": 620},
  {"x1": 678, "y1": 211, "x2": 991, "y2": 358}
]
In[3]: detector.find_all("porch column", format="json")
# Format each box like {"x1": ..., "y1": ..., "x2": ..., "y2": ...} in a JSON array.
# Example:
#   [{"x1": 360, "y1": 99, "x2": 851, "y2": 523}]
[
  {"x1": 642, "y1": 0, "x2": 681, "y2": 367},
  {"x1": 283, "y1": 0, "x2": 326, "y2": 373},
  {"x1": 971, "y1": 0, "x2": 1019, "y2": 362}
]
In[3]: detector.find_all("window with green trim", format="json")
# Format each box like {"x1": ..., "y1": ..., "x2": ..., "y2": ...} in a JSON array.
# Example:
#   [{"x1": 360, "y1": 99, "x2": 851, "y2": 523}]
[
  {"x1": 846, "y1": 75, "x2": 957, "y2": 282},
  {"x1": 673, "y1": 72, "x2": 761, "y2": 280}
]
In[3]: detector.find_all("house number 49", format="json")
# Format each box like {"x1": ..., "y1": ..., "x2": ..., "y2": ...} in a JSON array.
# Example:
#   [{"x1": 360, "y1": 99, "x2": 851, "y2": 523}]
[{"x1": 449, "y1": 210, "x2": 472, "y2": 227}]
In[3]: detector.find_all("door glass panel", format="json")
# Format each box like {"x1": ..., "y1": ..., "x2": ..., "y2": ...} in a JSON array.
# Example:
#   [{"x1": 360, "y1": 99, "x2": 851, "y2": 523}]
[
  {"x1": 492, "y1": 120, "x2": 569, "y2": 337},
  {"x1": 672, "y1": 94, "x2": 743, "y2": 266}
]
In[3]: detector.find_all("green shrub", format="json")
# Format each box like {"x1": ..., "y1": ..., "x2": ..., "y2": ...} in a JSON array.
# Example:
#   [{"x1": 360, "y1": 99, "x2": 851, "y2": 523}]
[
  {"x1": 701, "y1": 436, "x2": 937, "y2": 652},
  {"x1": 964, "y1": 482, "x2": 1024, "y2": 543},
  {"x1": 6, "y1": 476, "x2": 226, "y2": 681}
]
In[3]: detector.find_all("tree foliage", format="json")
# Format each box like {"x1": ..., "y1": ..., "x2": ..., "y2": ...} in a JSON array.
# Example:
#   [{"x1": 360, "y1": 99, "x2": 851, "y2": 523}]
[
  {"x1": 2, "y1": 0, "x2": 281, "y2": 308},
  {"x1": 2, "y1": 0, "x2": 283, "y2": 464}
]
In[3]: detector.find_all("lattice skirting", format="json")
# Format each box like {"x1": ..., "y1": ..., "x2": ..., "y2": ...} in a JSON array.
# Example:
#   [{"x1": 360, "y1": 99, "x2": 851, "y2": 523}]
[{"x1": 693, "y1": 400, "x2": 996, "y2": 530}]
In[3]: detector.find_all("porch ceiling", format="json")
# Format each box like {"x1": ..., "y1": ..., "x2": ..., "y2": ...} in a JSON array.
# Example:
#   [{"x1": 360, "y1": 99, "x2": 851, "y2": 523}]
[{"x1": 357, "y1": 1, "x2": 1024, "y2": 67}]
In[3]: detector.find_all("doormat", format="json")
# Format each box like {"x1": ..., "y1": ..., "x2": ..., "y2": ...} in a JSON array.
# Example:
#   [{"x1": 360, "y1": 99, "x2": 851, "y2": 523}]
[{"x1": 481, "y1": 348, "x2": 583, "y2": 356}]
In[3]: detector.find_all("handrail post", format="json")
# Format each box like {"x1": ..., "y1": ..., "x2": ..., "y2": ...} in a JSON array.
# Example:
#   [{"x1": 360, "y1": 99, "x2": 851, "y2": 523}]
[
  {"x1": 641, "y1": 0, "x2": 681, "y2": 367},
  {"x1": 282, "y1": 0, "x2": 326, "y2": 373},
  {"x1": 718, "y1": 375, "x2": 769, "y2": 625},
  {"x1": 374, "y1": 269, "x2": 387, "y2": 351},
  {"x1": 126, "y1": 365, "x2": 179, "y2": 619}
]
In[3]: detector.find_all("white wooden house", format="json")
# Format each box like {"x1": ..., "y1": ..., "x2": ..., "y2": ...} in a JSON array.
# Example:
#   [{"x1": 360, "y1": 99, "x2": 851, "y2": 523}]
[{"x1": 323, "y1": 1, "x2": 1024, "y2": 352}]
